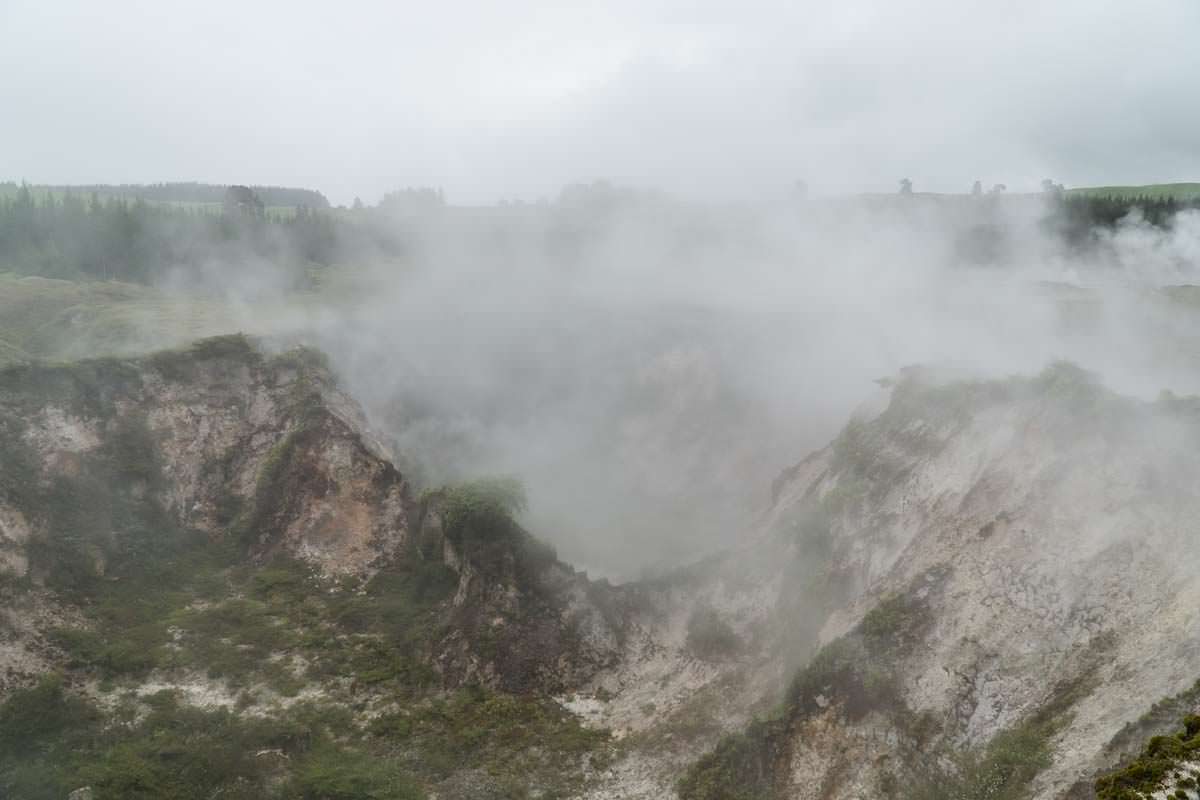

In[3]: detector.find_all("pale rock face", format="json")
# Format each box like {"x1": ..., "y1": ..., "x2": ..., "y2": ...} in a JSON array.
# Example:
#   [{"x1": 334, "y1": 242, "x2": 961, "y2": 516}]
[
  {"x1": 0, "y1": 341, "x2": 417, "y2": 583},
  {"x1": 731, "y1": 370, "x2": 1200, "y2": 799},
  {"x1": 576, "y1": 368, "x2": 1200, "y2": 798},
  {"x1": 4, "y1": 343, "x2": 1197, "y2": 799}
]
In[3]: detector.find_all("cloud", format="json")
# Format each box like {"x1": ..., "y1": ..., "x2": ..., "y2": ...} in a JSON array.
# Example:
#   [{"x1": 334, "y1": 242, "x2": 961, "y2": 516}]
[{"x1": 2, "y1": 0, "x2": 1199, "y2": 203}]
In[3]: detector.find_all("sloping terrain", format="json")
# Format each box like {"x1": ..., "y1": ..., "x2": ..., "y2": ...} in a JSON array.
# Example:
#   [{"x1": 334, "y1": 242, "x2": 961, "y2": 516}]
[
  {"x1": 3, "y1": 336, "x2": 1200, "y2": 800},
  {"x1": 0, "y1": 336, "x2": 635, "y2": 799},
  {"x1": 677, "y1": 364, "x2": 1200, "y2": 800}
]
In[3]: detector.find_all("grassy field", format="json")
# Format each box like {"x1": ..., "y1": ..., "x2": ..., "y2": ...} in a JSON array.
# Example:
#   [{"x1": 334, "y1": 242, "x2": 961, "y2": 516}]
[
  {"x1": 1065, "y1": 183, "x2": 1200, "y2": 201},
  {"x1": 0, "y1": 274, "x2": 244, "y2": 366},
  {"x1": 0, "y1": 263, "x2": 383, "y2": 367}
]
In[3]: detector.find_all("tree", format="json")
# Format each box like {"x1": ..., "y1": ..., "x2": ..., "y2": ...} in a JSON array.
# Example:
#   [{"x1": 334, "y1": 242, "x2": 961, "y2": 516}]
[
  {"x1": 899, "y1": 178, "x2": 913, "y2": 195},
  {"x1": 222, "y1": 185, "x2": 264, "y2": 217},
  {"x1": 1041, "y1": 178, "x2": 1064, "y2": 197},
  {"x1": 972, "y1": 180, "x2": 983, "y2": 196}
]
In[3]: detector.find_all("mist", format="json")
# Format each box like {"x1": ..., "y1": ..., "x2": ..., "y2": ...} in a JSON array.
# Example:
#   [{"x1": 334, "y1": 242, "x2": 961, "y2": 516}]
[
  {"x1": 4, "y1": 1, "x2": 1200, "y2": 204},
  {"x1": 185, "y1": 190, "x2": 1200, "y2": 579},
  {"x1": 4, "y1": 0, "x2": 1200, "y2": 578}
]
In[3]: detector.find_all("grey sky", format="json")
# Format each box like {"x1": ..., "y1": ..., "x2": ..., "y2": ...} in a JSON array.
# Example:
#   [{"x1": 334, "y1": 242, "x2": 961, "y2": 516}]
[{"x1": 2, "y1": 0, "x2": 1198, "y2": 204}]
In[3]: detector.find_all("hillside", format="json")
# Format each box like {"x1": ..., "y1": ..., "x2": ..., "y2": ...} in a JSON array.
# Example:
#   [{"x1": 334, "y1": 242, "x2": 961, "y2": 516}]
[
  {"x1": 0, "y1": 336, "x2": 643, "y2": 798},
  {"x1": 676, "y1": 364, "x2": 1200, "y2": 799},
  {"x1": 0, "y1": 275, "x2": 234, "y2": 366},
  {"x1": 3, "y1": 339, "x2": 1200, "y2": 799}
]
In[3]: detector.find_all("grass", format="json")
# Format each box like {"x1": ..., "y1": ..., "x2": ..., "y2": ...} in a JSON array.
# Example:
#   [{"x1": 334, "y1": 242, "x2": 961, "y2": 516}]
[
  {"x1": 0, "y1": 273, "x2": 234, "y2": 364},
  {"x1": 1066, "y1": 183, "x2": 1200, "y2": 201}
]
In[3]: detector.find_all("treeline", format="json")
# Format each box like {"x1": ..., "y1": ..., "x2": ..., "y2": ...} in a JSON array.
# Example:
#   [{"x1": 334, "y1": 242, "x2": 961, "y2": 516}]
[
  {"x1": 0, "y1": 181, "x2": 330, "y2": 209},
  {"x1": 0, "y1": 185, "x2": 394, "y2": 286},
  {"x1": 1045, "y1": 194, "x2": 1200, "y2": 246}
]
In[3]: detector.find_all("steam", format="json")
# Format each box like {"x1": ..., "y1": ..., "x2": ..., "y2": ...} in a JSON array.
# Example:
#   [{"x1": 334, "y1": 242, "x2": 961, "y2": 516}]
[{"x1": 151, "y1": 191, "x2": 1200, "y2": 579}]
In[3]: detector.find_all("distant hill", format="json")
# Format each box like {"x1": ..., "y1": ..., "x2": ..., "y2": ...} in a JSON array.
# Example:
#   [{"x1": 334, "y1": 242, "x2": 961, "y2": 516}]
[{"x1": 0, "y1": 181, "x2": 329, "y2": 209}]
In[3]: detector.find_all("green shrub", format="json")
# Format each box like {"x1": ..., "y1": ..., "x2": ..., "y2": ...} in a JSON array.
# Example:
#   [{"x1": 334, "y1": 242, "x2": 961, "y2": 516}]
[
  {"x1": 1096, "y1": 714, "x2": 1200, "y2": 800},
  {"x1": 290, "y1": 748, "x2": 423, "y2": 800},
  {"x1": 438, "y1": 477, "x2": 528, "y2": 542}
]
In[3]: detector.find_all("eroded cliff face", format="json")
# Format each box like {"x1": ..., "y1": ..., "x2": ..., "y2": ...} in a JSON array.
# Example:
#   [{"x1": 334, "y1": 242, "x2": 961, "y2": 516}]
[
  {"x1": 0, "y1": 336, "x2": 626, "y2": 700},
  {"x1": 677, "y1": 364, "x2": 1200, "y2": 800},
  {"x1": 3, "y1": 337, "x2": 1198, "y2": 800},
  {"x1": 0, "y1": 336, "x2": 653, "y2": 799},
  {"x1": 0, "y1": 336, "x2": 410, "y2": 581}
]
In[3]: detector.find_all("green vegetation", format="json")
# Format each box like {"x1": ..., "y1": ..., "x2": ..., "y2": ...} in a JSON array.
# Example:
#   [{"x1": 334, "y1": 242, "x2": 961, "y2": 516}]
[
  {"x1": 1104, "y1": 679, "x2": 1200, "y2": 764},
  {"x1": 1095, "y1": 715, "x2": 1200, "y2": 800},
  {"x1": 14, "y1": 536, "x2": 602, "y2": 797},
  {"x1": 784, "y1": 592, "x2": 931, "y2": 722},
  {"x1": 680, "y1": 585, "x2": 1088, "y2": 800},
  {"x1": 431, "y1": 477, "x2": 558, "y2": 579},
  {"x1": 1048, "y1": 192, "x2": 1200, "y2": 247},
  {"x1": 1066, "y1": 183, "x2": 1200, "y2": 202},
  {"x1": 0, "y1": 180, "x2": 330, "y2": 209},
  {"x1": 676, "y1": 719, "x2": 783, "y2": 800},
  {"x1": 0, "y1": 183, "x2": 341, "y2": 284},
  {"x1": 678, "y1": 591, "x2": 934, "y2": 800},
  {"x1": 438, "y1": 476, "x2": 529, "y2": 538},
  {"x1": 909, "y1": 717, "x2": 1056, "y2": 800},
  {"x1": 0, "y1": 677, "x2": 423, "y2": 800},
  {"x1": 0, "y1": 273, "x2": 234, "y2": 366},
  {"x1": 370, "y1": 685, "x2": 612, "y2": 791}
]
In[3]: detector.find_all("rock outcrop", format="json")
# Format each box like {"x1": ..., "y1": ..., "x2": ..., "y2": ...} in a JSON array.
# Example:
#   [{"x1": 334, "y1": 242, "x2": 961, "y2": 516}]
[
  {"x1": 4, "y1": 337, "x2": 1199, "y2": 799},
  {"x1": 676, "y1": 363, "x2": 1200, "y2": 799}
]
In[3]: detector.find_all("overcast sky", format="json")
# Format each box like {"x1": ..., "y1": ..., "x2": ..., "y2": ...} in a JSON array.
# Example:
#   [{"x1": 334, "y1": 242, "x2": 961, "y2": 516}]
[{"x1": 2, "y1": 0, "x2": 1198, "y2": 205}]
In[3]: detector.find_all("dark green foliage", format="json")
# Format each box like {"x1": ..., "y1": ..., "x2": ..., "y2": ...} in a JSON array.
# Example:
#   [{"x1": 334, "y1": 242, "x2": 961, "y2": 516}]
[
  {"x1": 433, "y1": 477, "x2": 558, "y2": 579},
  {"x1": 676, "y1": 720, "x2": 783, "y2": 800},
  {"x1": 0, "y1": 680, "x2": 426, "y2": 800},
  {"x1": 0, "y1": 184, "x2": 344, "y2": 284},
  {"x1": 439, "y1": 476, "x2": 528, "y2": 540},
  {"x1": 785, "y1": 592, "x2": 931, "y2": 720},
  {"x1": 146, "y1": 333, "x2": 262, "y2": 381},
  {"x1": 369, "y1": 685, "x2": 612, "y2": 791},
  {"x1": 0, "y1": 182, "x2": 410, "y2": 286},
  {"x1": 0, "y1": 675, "x2": 100, "y2": 757},
  {"x1": 289, "y1": 748, "x2": 423, "y2": 800},
  {"x1": 1096, "y1": 715, "x2": 1200, "y2": 800},
  {"x1": 1045, "y1": 192, "x2": 1200, "y2": 249}
]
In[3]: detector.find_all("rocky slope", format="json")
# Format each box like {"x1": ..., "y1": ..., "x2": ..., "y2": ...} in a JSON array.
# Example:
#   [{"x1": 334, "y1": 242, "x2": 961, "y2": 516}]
[
  {"x1": 2, "y1": 336, "x2": 1199, "y2": 800},
  {"x1": 674, "y1": 363, "x2": 1200, "y2": 800},
  {"x1": 0, "y1": 336, "x2": 642, "y2": 798}
]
